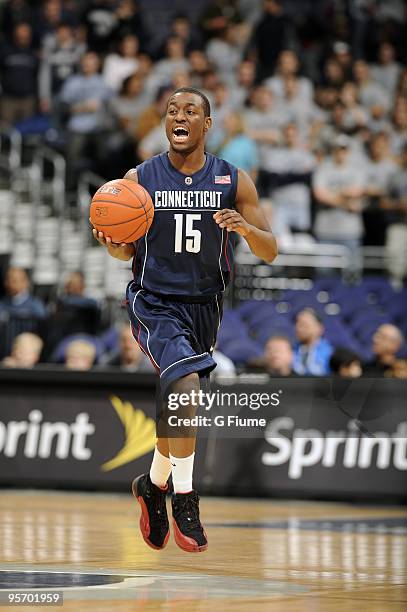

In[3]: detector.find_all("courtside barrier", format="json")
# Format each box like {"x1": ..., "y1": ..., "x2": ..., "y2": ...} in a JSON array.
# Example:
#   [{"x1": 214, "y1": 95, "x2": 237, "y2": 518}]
[{"x1": 0, "y1": 369, "x2": 405, "y2": 500}]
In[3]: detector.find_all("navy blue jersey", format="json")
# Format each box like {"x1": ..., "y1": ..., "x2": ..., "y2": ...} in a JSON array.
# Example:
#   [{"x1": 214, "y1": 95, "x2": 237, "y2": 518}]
[{"x1": 132, "y1": 152, "x2": 238, "y2": 297}]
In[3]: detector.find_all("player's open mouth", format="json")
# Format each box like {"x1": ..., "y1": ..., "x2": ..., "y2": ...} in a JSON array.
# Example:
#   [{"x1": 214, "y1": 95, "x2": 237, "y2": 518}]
[{"x1": 173, "y1": 127, "x2": 189, "y2": 143}]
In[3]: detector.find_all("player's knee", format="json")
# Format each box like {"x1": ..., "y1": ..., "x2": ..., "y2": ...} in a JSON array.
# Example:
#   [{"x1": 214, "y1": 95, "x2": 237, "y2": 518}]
[
  {"x1": 168, "y1": 373, "x2": 200, "y2": 417},
  {"x1": 171, "y1": 372, "x2": 200, "y2": 396}
]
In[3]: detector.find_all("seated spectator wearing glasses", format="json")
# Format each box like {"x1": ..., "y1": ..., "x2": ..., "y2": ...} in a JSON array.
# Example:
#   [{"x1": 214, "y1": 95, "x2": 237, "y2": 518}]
[
  {"x1": 1, "y1": 333, "x2": 44, "y2": 369},
  {"x1": 363, "y1": 324, "x2": 405, "y2": 376},
  {"x1": 293, "y1": 308, "x2": 333, "y2": 376},
  {"x1": 329, "y1": 347, "x2": 362, "y2": 378}
]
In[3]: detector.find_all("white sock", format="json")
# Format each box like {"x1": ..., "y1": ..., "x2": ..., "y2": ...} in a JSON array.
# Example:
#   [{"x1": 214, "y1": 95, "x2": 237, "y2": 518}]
[
  {"x1": 170, "y1": 452, "x2": 195, "y2": 494},
  {"x1": 149, "y1": 447, "x2": 171, "y2": 489}
]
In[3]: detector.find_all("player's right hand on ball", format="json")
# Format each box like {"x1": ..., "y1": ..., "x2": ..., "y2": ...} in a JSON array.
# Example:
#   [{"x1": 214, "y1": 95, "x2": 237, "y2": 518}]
[
  {"x1": 92, "y1": 228, "x2": 126, "y2": 249},
  {"x1": 91, "y1": 228, "x2": 135, "y2": 261}
]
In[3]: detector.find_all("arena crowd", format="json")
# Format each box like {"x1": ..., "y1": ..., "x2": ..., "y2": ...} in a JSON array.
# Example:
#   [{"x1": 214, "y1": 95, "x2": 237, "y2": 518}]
[{"x1": 0, "y1": 0, "x2": 406, "y2": 376}]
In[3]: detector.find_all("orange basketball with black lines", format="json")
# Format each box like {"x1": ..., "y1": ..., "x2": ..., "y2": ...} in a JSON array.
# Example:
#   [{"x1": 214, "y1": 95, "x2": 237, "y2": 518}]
[{"x1": 90, "y1": 179, "x2": 154, "y2": 243}]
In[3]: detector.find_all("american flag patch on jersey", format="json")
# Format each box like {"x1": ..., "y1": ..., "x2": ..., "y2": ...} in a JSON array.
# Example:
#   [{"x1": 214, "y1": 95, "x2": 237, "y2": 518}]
[{"x1": 214, "y1": 175, "x2": 231, "y2": 184}]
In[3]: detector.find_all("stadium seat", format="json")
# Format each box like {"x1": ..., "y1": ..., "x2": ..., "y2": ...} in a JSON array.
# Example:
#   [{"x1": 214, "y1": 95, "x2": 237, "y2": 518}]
[{"x1": 220, "y1": 338, "x2": 263, "y2": 366}]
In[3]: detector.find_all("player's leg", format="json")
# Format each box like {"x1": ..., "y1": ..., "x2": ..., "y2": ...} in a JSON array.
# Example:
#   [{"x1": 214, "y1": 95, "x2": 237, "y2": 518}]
[
  {"x1": 132, "y1": 392, "x2": 173, "y2": 551},
  {"x1": 127, "y1": 287, "x2": 217, "y2": 551},
  {"x1": 166, "y1": 372, "x2": 208, "y2": 552}
]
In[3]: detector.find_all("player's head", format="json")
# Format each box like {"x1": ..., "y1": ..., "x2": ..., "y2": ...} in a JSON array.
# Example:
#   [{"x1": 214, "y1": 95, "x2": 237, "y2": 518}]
[{"x1": 165, "y1": 88, "x2": 212, "y2": 154}]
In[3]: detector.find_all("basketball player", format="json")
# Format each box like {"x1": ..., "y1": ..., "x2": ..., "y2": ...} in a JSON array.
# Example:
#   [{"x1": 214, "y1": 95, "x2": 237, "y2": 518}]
[{"x1": 93, "y1": 88, "x2": 277, "y2": 552}]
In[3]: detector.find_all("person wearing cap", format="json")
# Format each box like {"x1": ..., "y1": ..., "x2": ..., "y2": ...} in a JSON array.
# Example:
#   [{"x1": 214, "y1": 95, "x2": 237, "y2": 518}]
[
  {"x1": 292, "y1": 308, "x2": 334, "y2": 376},
  {"x1": 313, "y1": 133, "x2": 366, "y2": 272}
]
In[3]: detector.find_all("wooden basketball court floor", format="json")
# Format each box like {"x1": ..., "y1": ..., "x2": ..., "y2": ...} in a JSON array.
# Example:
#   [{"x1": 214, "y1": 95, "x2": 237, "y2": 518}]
[{"x1": 0, "y1": 489, "x2": 406, "y2": 611}]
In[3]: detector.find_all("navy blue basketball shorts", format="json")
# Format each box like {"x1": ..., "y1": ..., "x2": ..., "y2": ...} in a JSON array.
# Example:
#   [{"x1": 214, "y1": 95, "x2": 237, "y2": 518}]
[{"x1": 126, "y1": 282, "x2": 223, "y2": 394}]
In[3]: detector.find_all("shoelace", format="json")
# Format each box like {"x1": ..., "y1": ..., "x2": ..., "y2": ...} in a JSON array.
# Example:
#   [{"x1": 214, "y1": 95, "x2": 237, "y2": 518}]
[
  {"x1": 174, "y1": 495, "x2": 202, "y2": 532},
  {"x1": 147, "y1": 485, "x2": 168, "y2": 527}
]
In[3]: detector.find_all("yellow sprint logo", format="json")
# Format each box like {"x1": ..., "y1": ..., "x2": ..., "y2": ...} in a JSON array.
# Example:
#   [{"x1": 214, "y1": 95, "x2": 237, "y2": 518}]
[{"x1": 101, "y1": 396, "x2": 156, "y2": 472}]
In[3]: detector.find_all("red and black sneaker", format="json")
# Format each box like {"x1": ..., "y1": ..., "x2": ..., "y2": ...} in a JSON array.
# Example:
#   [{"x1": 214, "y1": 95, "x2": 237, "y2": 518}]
[
  {"x1": 132, "y1": 474, "x2": 170, "y2": 550},
  {"x1": 171, "y1": 490, "x2": 208, "y2": 552}
]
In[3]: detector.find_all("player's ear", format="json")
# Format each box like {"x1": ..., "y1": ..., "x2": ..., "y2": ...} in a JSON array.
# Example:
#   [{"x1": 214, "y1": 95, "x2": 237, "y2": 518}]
[{"x1": 204, "y1": 117, "x2": 212, "y2": 132}]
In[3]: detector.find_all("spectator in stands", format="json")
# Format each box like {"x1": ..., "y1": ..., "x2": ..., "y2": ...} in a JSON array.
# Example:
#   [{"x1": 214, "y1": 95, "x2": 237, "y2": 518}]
[
  {"x1": 0, "y1": 267, "x2": 46, "y2": 358},
  {"x1": 209, "y1": 111, "x2": 258, "y2": 179},
  {"x1": 313, "y1": 134, "x2": 366, "y2": 270},
  {"x1": 0, "y1": 267, "x2": 46, "y2": 321},
  {"x1": 60, "y1": 271, "x2": 99, "y2": 311},
  {"x1": 339, "y1": 81, "x2": 369, "y2": 132},
  {"x1": 293, "y1": 308, "x2": 333, "y2": 376},
  {"x1": 200, "y1": 0, "x2": 242, "y2": 42},
  {"x1": 364, "y1": 323, "x2": 405, "y2": 376},
  {"x1": 34, "y1": 0, "x2": 70, "y2": 46},
  {"x1": 188, "y1": 49, "x2": 211, "y2": 88},
  {"x1": 280, "y1": 75, "x2": 321, "y2": 133},
  {"x1": 39, "y1": 22, "x2": 85, "y2": 115},
  {"x1": 155, "y1": 13, "x2": 201, "y2": 59},
  {"x1": 149, "y1": 36, "x2": 190, "y2": 92},
  {"x1": 383, "y1": 143, "x2": 407, "y2": 286},
  {"x1": 110, "y1": 72, "x2": 150, "y2": 133},
  {"x1": 84, "y1": 0, "x2": 118, "y2": 53},
  {"x1": 362, "y1": 131, "x2": 399, "y2": 246},
  {"x1": 106, "y1": 71, "x2": 150, "y2": 174},
  {"x1": 389, "y1": 96, "x2": 407, "y2": 157},
  {"x1": 371, "y1": 42, "x2": 402, "y2": 98},
  {"x1": 59, "y1": 50, "x2": 114, "y2": 189},
  {"x1": 233, "y1": 59, "x2": 256, "y2": 107},
  {"x1": 113, "y1": 0, "x2": 148, "y2": 51},
  {"x1": 64, "y1": 339, "x2": 96, "y2": 371},
  {"x1": 134, "y1": 85, "x2": 172, "y2": 143},
  {"x1": 103, "y1": 34, "x2": 140, "y2": 92},
  {"x1": 207, "y1": 82, "x2": 234, "y2": 132},
  {"x1": 329, "y1": 347, "x2": 362, "y2": 378},
  {"x1": 0, "y1": 22, "x2": 38, "y2": 125},
  {"x1": 1, "y1": 0, "x2": 34, "y2": 40},
  {"x1": 249, "y1": 0, "x2": 291, "y2": 81},
  {"x1": 100, "y1": 324, "x2": 154, "y2": 371},
  {"x1": 322, "y1": 57, "x2": 346, "y2": 90},
  {"x1": 206, "y1": 24, "x2": 245, "y2": 86},
  {"x1": 1, "y1": 332, "x2": 43, "y2": 369},
  {"x1": 243, "y1": 85, "x2": 285, "y2": 151},
  {"x1": 353, "y1": 59, "x2": 390, "y2": 114},
  {"x1": 261, "y1": 122, "x2": 315, "y2": 236},
  {"x1": 136, "y1": 86, "x2": 173, "y2": 160},
  {"x1": 43, "y1": 271, "x2": 100, "y2": 360},
  {"x1": 263, "y1": 335, "x2": 295, "y2": 376},
  {"x1": 264, "y1": 49, "x2": 313, "y2": 105},
  {"x1": 331, "y1": 41, "x2": 353, "y2": 81}
]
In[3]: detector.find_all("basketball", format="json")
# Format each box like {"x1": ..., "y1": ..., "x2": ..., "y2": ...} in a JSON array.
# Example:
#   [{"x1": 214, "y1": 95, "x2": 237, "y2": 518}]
[{"x1": 90, "y1": 178, "x2": 154, "y2": 243}]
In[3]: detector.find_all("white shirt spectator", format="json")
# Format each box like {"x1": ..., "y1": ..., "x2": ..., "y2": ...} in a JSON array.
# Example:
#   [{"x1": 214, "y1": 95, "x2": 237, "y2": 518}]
[
  {"x1": 263, "y1": 146, "x2": 316, "y2": 234},
  {"x1": 103, "y1": 54, "x2": 139, "y2": 92}
]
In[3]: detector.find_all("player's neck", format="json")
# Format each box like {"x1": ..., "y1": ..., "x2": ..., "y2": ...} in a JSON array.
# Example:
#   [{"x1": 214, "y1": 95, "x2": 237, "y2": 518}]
[{"x1": 168, "y1": 147, "x2": 206, "y2": 175}]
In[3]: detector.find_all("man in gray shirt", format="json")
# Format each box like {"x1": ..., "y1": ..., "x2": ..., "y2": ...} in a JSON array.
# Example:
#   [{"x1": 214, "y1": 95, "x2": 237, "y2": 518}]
[
  {"x1": 313, "y1": 134, "x2": 366, "y2": 269},
  {"x1": 262, "y1": 123, "x2": 315, "y2": 235}
]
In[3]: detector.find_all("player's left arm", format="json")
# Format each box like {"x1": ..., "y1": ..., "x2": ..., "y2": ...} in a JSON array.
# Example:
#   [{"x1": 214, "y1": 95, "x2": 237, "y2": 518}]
[{"x1": 213, "y1": 169, "x2": 278, "y2": 263}]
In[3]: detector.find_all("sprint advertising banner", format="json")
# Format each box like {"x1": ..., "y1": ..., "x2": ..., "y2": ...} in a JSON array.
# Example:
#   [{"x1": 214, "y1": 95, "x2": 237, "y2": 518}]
[
  {"x1": 0, "y1": 370, "x2": 406, "y2": 498},
  {"x1": 0, "y1": 370, "x2": 208, "y2": 488}
]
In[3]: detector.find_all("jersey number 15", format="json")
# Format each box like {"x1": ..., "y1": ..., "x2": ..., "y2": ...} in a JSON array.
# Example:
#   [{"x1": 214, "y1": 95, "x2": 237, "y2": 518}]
[{"x1": 174, "y1": 213, "x2": 201, "y2": 253}]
